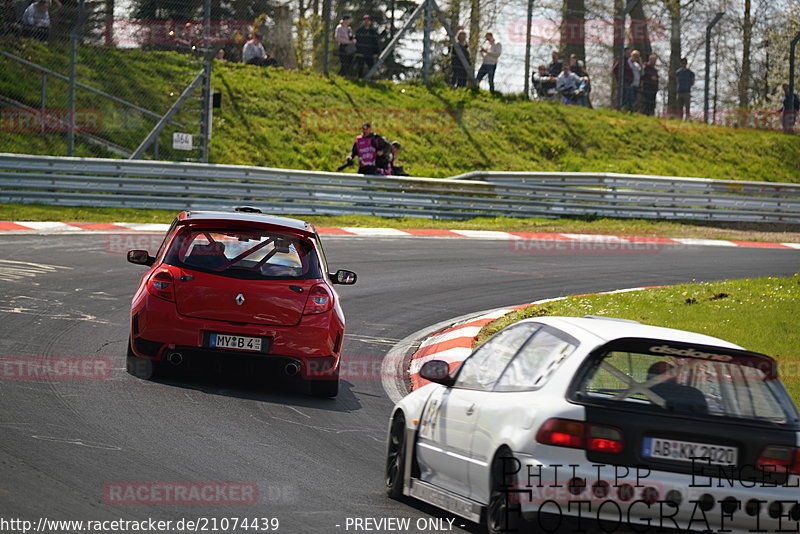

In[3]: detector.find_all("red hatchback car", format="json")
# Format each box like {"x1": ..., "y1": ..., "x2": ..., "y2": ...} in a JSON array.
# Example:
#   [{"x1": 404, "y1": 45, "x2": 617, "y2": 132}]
[{"x1": 126, "y1": 208, "x2": 357, "y2": 397}]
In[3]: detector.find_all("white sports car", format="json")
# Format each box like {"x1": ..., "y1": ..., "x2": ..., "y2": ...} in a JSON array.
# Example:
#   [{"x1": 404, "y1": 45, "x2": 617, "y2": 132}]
[{"x1": 386, "y1": 316, "x2": 800, "y2": 533}]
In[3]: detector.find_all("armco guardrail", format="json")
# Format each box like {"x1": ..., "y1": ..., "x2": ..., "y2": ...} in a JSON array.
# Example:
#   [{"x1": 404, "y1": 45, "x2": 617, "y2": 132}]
[{"x1": 1, "y1": 153, "x2": 799, "y2": 223}]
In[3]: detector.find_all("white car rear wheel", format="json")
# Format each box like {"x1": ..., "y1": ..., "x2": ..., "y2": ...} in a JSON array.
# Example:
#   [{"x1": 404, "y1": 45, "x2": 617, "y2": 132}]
[
  {"x1": 385, "y1": 412, "x2": 405, "y2": 499},
  {"x1": 487, "y1": 448, "x2": 522, "y2": 534}
]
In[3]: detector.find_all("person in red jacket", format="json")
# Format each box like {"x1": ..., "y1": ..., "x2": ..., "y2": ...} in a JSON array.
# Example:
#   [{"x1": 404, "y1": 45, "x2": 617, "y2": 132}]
[{"x1": 347, "y1": 122, "x2": 389, "y2": 175}]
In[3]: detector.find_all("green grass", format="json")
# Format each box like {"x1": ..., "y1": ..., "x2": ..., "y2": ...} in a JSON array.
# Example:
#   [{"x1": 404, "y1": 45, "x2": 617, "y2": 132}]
[
  {"x1": 1, "y1": 38, "x2": 800, "y2": 182},
  {"x1": 2, "y1": 202, "x2": 800, "y2": 243},
  {"x1": 474, "y1": 275, "x2": 800, "y2": 401}
]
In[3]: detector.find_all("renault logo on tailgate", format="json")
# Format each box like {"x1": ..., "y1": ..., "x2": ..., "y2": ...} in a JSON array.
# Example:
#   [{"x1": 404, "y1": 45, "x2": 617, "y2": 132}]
[{"x1": 235, "y1": 294, "x2": 245, "y2": 306}]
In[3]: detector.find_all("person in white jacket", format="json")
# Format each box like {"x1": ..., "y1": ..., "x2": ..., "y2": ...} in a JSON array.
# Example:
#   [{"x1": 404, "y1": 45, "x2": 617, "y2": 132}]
[{"x1": 475, "y1": 32, "x2": 502, "y2": 92}]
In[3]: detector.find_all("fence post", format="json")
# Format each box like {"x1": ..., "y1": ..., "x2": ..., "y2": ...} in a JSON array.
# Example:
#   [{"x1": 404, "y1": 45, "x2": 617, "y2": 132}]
[
  {"x1": 704, "y1": 12, "x2": 724, "y2": 124},
  {"x1": 67, "y1": 0, "x2": 87, "y2": 156},
  {"x1": 40, "y1": 73, "x2": 46, "y2": 134},
  {"x1": 200, "y1": 0, "x2": 213, "y2": 162},
  {"x1": 523, "y1": 0, "x2": 534, "y2": 97},
  {"x1": 322, "y1": 0, "x2": 331, "y2": 75},
  {"x1": 422, "y1": 0, "x2": 432, "y2": 85},
  {"x1": 789, "y1": 32, "x2": 800, "y2": 134}
]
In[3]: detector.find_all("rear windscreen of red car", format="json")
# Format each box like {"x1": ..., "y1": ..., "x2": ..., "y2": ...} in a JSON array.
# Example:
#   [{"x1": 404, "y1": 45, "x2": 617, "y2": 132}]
[
  {"x1": 165, "y1": 229, "x2": 322, "y2": 280},
  {"x1": 162, "y1": 229, "x2": 324, "y2": 326}
]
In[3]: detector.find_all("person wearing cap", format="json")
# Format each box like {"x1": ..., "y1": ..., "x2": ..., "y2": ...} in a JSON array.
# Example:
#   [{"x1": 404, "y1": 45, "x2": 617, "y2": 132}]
[
  {"x1": 475, "y1": 32, "x2": 502, "y2": 92},
  {"x1": 334, "y1": 14, "x2": 357, "y2": 76},
  {"x1": 347, "y1": 122, "x2": 389, "y2": 175},
  {"x1": 355, "y1": 14, "x2": 380, "y2": 78}
]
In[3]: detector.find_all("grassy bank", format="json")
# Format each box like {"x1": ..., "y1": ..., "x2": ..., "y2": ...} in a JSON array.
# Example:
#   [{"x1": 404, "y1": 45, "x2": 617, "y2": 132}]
[
  {"x1": 1, "y1": 38, "x2": 799, "y2": 182},
  {"x1": 2, "y1": 203, "x2": 800, "y2": 243},
  {"x1": 475, "y1": 276, "x2": 800, "y2": 400}
]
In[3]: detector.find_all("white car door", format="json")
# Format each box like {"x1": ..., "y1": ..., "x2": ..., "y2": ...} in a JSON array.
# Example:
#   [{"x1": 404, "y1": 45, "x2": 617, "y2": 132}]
[
  {"x1": 469, "y1": 327, "x2": 579, "y2": 503},
  {"x1": 416, "y1": 323, "x2": 539, "y2": 499}
]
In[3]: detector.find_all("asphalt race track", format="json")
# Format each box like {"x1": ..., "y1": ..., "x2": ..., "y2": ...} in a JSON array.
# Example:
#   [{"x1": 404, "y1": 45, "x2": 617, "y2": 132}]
[{"x1": 0, "y1": 233, "x2": 797, "y2": 534}]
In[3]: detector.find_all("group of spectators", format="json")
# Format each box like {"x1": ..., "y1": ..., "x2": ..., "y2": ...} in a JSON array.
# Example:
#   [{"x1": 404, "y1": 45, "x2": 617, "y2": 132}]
[
  {"x1": 612, "y1": 47, "x2": 679, "y2": 117},
  {"x1": 533, "y1": 51, "x2": 592, "y2": 107},
  {"x1": 334, "y1": 14, "x2": 381, "y2": 78},
  {"x1": 534, "y1": 48, "x2": 665, "y2": 113},
  {"x1": 450, "y1": 29, "x2": 502, "y2": 92}
]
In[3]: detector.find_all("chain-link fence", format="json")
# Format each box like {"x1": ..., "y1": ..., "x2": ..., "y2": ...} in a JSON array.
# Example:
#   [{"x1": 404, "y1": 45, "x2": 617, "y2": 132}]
[{"x1": 0, "y1": 0, "x2": 257, "y2": 161}]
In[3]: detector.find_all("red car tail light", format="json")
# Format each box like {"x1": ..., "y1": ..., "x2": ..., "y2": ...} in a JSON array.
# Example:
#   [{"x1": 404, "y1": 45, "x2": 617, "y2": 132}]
[
  {"x1": 304, "y1": 284, "x2": 333, "y2": 315},
  {"x1": 536, "y1": 418, "x2": 624, "y2": 453},
  {"x1": 536, "y1": 418, "x2": 585, "y2": 449},
  {"x1": 587, "y1": 425, "x2": 624, "y2": 453},
  {"x1": 757, "y1": 446, "x2": 800, "y2": 475},
  {"x1": 147, "y1": 270, "x2": 175, "y2": 302}
]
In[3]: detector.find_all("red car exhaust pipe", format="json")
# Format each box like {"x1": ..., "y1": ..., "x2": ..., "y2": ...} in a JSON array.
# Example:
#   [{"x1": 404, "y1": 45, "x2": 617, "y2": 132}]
[
  {"x1": 285, "y1": 362, "x2": 300, "y2": 376},
  {"x1": 166, "y1": 352, "x2": 183, "y2": 366}
]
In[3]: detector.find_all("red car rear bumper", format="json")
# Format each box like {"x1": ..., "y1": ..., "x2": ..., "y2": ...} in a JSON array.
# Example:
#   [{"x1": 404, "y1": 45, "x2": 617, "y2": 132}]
[{"x1": 130, "y1": 293, "x2": 343, "y2": 379}]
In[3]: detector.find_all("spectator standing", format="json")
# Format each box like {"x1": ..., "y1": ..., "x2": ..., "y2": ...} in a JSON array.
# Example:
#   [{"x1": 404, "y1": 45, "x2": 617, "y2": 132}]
[
  {"x1": 675, "y1": 58, "x2": 695, "y2": 120},
  {"x1": 451, "y1": 30, "x2": 471, "y2": 88},
  {"x1": 347, "y1": 122, "x2": 390, "y2": 175},
  {"x1": 781, "y1": 83, "x2": 800, "y2": 134},
  {"x1": 640, "y1": 54, "x2": 659, "y2": 116},
  {"x1": 334, "y1": 14, "x2": 356, "y2": 77},
  {"x1": 568, "y1": 54, "x2": 584, "y2": 77},
  {"x1": 548, "y1": 51, "x2": 562, "y2": 77},
  {"x1": 242, "y1": 33, "x2": 273, "y2": 66},
  {"x1": 612, "y1": 48, "x2": 634, "y2": 111},
  {"x1": 21, "y1": 0, "x2": 59, "y2": 41},
  {"x1": 629, "y1": 50, "x2": 643, "y2": 112},
  {"x1": 355, "y1": 15, "x2": 380, "y2": 78},
  {"x1": 475, "y1": 32, "x2": 502, "y2": 92},
  {"x1": 532, "y1": 64, "x2": 557, "y2": 100},
  {"x1": 556, "y1": 64, "x2": 582, "y2": 105},
  {"x1": 576, "y1": 64, "x2": 591, "y2": 107},
  {"x1": 175, "y1": 21, "x2": 195, "y2": 50}
]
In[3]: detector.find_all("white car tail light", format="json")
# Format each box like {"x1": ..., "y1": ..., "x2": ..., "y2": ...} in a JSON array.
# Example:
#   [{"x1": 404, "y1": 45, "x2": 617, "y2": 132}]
[
  {"x1": 536, "y1": 418, "x2": 624, "y2": 454},
  {"x1": 756, "y1": 445, "x2": 800, "y2": 475}
]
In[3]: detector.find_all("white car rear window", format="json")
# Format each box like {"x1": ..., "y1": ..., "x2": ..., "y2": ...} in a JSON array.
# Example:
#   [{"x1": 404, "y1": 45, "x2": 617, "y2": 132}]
[{"x1": 579, "y1": 350, "x2": 792, "y2": 423}]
